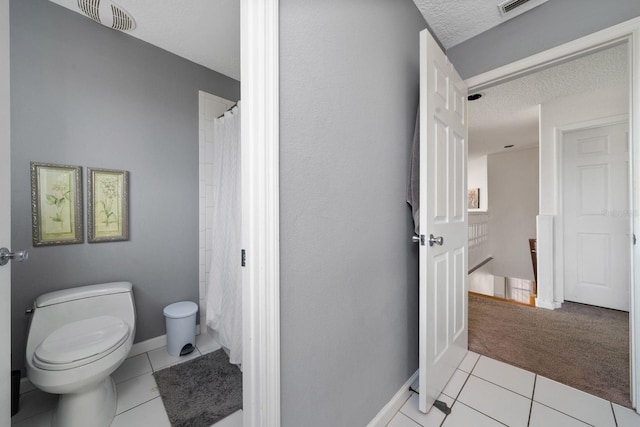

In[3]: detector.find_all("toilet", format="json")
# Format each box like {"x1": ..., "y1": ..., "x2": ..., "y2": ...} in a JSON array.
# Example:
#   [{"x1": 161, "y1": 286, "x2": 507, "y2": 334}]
[{"x1": 25, "y1": 282, "x2": 136, "y2": 427}]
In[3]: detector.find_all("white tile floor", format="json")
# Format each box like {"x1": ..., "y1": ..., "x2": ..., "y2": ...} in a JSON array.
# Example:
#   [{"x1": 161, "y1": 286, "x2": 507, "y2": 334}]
[
  {"x1": 11, "y1": 333, "x2": 242, "y2": 427},
  {"x1": 388, "y1": 351, "x2": 640, "y2": 427},
  {"x1": 12, "y1": 344, "x2": 640, "y2": 427}
]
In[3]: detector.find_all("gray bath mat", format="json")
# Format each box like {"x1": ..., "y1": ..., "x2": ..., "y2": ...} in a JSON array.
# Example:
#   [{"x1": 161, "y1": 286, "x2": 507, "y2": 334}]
[{"x1": 153, "y1": 349, "x2": 242, "y2": 427}]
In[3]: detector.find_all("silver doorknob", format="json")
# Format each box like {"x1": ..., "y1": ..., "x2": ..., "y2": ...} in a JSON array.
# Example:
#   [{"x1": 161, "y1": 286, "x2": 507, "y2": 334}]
[
  {"x1": 428, "y1": 234, "x2": 444, "y2": 247},
  {"x1": 0, "y1": 247, "x2": 29, "y2": 266}
]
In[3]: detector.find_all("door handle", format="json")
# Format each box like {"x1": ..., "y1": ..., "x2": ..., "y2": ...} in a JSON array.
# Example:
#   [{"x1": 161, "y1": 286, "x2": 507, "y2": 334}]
[
  {"x1": 0, "y1": 247, "x2": 29, "y2": 266},
  {"x1": 428, "y1": 234, "x2": 444, "y2": 247}
]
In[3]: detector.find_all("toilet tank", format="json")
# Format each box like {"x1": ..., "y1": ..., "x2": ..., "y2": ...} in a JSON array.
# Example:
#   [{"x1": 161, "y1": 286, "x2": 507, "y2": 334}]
[{"x1": 26, "y1": 282, "x2": 136, "y2": 358}]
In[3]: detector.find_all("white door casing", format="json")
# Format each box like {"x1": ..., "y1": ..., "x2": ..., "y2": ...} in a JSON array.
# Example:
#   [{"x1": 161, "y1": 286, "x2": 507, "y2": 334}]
[
  {"x1": 1, "y1": 0, "x2": 11, "y2": 422},
  {"x1": 418, "y1": 29, "x2": 469, "y2": 413},
  {"x1": 465, "y1": 16, "x2": 640, "y2": 412},
  {"x1": 241, "y1": 0, "x2": 281, "y2": 425},
  {"x1": 563, "y1": 122, "x2": 630, "y2": 311}
]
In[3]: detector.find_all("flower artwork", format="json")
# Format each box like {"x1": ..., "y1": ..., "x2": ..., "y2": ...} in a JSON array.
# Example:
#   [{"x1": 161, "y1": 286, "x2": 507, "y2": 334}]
[
  {"x1": 468, "y1": 188, "x2": 480, "y2": 209},
  {"x1": 46, "y1": 178, "x2": 71, "y2": 228},
  {"x1": 88, "y1": 168, "x2": 129, "y2": 242},
  {"x1": 97, "y1": 175, "x2": 119, "y2": 229},
  {"x1": 31, "y1": 162, "x2": 83, "y2": 246}
]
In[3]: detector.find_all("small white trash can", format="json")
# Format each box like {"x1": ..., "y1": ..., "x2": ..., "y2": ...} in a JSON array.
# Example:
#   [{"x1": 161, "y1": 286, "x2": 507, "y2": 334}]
[{"x1": 163, "y1": 301, "x2": 198, "y2": 357}]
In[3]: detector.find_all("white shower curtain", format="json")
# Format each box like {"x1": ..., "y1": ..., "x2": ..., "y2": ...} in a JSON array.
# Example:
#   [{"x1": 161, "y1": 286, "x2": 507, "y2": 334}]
[{"x1": 206, "y1": 103, "x2": 242, "y2": 365}]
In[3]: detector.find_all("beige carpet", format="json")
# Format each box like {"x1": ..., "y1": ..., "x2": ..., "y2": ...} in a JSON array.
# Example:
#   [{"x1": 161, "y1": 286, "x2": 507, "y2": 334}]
[{"x1": 469, "y1": 294, "x2": 631, "y2": 408}]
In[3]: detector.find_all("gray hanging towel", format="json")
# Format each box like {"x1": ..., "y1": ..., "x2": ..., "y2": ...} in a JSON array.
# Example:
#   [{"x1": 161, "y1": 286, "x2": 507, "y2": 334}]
[{"x1": 407, "y1": 106, "x2": 420, "y2": 234}]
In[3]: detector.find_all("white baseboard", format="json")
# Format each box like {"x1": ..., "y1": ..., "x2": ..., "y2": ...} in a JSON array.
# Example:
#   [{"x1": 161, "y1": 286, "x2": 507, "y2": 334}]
[
  {"x1": 367, "y1": 370, "x2": 418, "y2": 427},
  {"x1": 535, "y1": 298, "x2": 561, "y2": 310},
  {"x1": 128, "y1": 325, "x2": 204, "y2": 358},
  {"x1": 19, "y1": 377, "x2": 35, "y2": 395},
  {"x1": 128, "y1": 334, "x2": 168, "y2": 357}
]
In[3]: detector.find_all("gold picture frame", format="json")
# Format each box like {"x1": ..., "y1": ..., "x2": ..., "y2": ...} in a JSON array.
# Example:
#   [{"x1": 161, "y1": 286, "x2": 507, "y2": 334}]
[
  {"x1": 468, "y1": 188, "x2": 480, "y2": 209},
  {"x1": 87, "y1": 168, "x2": 129, "y2": 243},
  {"x1": 30, "y1": 162, "x2": 83, "y2": 246}
]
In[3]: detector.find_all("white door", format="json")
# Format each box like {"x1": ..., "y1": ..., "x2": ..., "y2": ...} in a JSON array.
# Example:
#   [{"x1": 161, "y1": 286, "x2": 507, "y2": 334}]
[
  {"x1": 418, "y1": 29, "x2": 469, "y2": 413},
  {"x1": 1, "y1": 0, "x2": 11, "y2": 422},
  {"x1": 563, "y1": 121, "x2": 630, "y2": 311}
]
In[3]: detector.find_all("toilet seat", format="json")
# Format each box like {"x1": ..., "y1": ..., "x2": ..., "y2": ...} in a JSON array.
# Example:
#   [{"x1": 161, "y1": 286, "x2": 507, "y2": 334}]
[{"x1": 33, "y1": 315, "x2": 130, "y2": 371}]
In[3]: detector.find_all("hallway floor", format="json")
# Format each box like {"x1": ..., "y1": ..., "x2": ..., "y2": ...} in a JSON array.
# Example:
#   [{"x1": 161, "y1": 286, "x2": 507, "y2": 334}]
[
  {"x1": 387, "y1": 351, "x2": 640, "y2": 427},
  {"x1": 11, "y1": 333, "x2": 242, "y2": 427}
]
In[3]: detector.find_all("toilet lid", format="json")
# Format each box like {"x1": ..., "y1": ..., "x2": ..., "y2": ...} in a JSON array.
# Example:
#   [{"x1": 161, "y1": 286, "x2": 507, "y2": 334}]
[{"x1": 33, "y1": 315, "x2": 129, "y2": 370}]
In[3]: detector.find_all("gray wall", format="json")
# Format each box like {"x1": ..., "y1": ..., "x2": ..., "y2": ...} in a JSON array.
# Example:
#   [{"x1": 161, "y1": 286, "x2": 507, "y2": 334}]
[
  {"x1": 10, "y1": 0, "x2": 239, "y2": 371},
  {"x1": 488, "y1": 147, "x2": 539, "y2": 281},
  {"x1": 279, "y1": 0, "x2": 425, "y2": 425},
  {"x1": 448, "y1": 0, "x2": 640, "y2": 79}
]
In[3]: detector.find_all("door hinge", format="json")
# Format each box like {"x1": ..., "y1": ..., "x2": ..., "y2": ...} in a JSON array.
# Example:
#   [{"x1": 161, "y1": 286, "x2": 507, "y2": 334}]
[
  {"x1": 241, "y1": 249, "x2": 246, "y2": 267},
  {"x1": 634, "y1": 234, "x2": 637, "y2": 245}
]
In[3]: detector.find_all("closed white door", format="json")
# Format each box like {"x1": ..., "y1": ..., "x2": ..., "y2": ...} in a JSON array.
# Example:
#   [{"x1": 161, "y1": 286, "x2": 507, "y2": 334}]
[
  {"x1": 1, "y1": 0, "x2": 11, "y2": 421},
  {"x1": 563, "y1": 121, "x2": 630, "y2": 311},
  {"x1": 418, "y1": 29, "x2": 468, "y2": 413}
]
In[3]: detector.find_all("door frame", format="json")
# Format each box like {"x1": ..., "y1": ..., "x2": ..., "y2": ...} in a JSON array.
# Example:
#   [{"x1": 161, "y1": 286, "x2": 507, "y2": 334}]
[
  {"x1": 1, "y1": 0, "x2": 10, "y2": 423},
  {"x1": 241, "y1": 0, "x2": 281, "y2": 425},
  {"x1": 0, "y1": 1, "x2": 283, "y2": 424},
  {"x1": 466, "y1": 16, "x2": 640, "y2": 410},
  {"x1": 556, "y1": 114, "x2": 630, "y2": 307}
]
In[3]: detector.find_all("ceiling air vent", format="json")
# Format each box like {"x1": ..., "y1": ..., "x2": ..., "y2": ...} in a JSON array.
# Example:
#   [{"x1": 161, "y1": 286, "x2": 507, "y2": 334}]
[
  {"x1": 498, "y1": 0, "x2": 532, "y2": 15},
  {"x1": 76, "y1": 0, "x2": 136, "y2": 31}
]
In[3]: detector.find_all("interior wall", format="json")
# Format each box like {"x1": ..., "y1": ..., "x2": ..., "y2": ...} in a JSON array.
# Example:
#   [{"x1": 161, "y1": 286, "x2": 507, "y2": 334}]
[
  {"x1": 10, "y1": 0, "x2": 240, "y2": 372},
  {"x1": 447, "y1": 0, "x2": 640, "y2": 79},
  {"x1": 488, "y1": 147, "x2": 539, "y2": 281},
  {"x1": 279, "y1": 0, "x2": 425, "y2": 424},
  {"x1": 468, "y1": 155, "x2": 488, "y2": 211},
  {"x1": 539, "y1": 85, "x2": 628, "y2": 304}
]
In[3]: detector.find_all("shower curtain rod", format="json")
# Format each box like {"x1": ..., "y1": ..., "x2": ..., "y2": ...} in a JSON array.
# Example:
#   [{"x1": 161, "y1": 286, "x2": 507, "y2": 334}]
[{"x1": 217, "y1": 102, "x2": 238, "y2": 119}]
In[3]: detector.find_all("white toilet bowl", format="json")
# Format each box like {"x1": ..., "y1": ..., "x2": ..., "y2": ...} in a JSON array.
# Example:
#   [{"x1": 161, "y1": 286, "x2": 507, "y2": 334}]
[{"x1": 25, "y1": 282, "x2": 136, "y2": 427}]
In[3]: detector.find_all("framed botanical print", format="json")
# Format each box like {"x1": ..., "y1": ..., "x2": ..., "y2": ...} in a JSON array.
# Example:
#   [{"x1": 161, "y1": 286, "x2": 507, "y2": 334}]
[
  {"x1": 87, "y1": 168, "x2": 130, "y2": 243},
  {"x1": 30, "y1": 162, "x2": 83, "y2": 246}
]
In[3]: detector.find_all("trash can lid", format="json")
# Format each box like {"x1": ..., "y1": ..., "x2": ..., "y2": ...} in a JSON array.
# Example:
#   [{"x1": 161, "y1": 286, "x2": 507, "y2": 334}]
[{"x1": 163, "y1": 301, "x2": 198, "y2": 319}]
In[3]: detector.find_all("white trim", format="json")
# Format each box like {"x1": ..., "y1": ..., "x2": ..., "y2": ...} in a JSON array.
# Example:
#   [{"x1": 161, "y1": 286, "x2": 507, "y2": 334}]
[
  {"x1": 241, "y1": 0, "x2": 280, "y2": 426},
  {"x1": 465, "y1": 16, "x2": 640, "y2": 412},
  {"x1": 367, "y1": 370, "x2": 418, "y2": 427},
  {"x1": 127, "y1": 325, "x2": 207, "y2": 358},
  {"x1": 128, "y1": 334, "x2": 168, "y2": 358},
  {"x1": 466, "y1": 16, "x2": 640, "y2": 91},
  {"x1": 535, "y1": 215, "x2": 558, "y2": 309},
  {"x1": 19, "y1": 378, "x2": 36, "y2": 396},
  {"x1": 1, "y1": 0, "x2": 9, "y2": 423},
  {"x1": 630, "y1": 23, "x2": 640, "y2": 410}
]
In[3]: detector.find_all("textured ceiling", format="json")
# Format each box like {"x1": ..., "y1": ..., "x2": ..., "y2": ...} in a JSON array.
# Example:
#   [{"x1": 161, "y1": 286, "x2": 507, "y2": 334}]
[
  {"x1": 468, "y1": 43, "x2": 628, "y2": 158},
  {"x1": 48, "y1": 0, "x2": 240, "y2": 80},
  {"x1": 413, "y1": 0, "x2": 550, "y2": 48}
]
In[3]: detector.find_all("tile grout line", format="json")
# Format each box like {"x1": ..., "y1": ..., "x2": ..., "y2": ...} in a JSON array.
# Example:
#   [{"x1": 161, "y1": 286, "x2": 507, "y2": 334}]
[
  {"x1": 532, "y1": 400, "x2": 598, "y2": 426},
  {"x1": 453, "y1": 400, "x2": 510, "y2": 426},
  {"x1": 468, "y1": 372, "x2": 534, "y2": 400},
  {"x1": 114, "y1": 395, "x2": 164, "y2": 418},
  {"x1": 527, "y1": 375, "x2": 537, "y2": 427}
]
